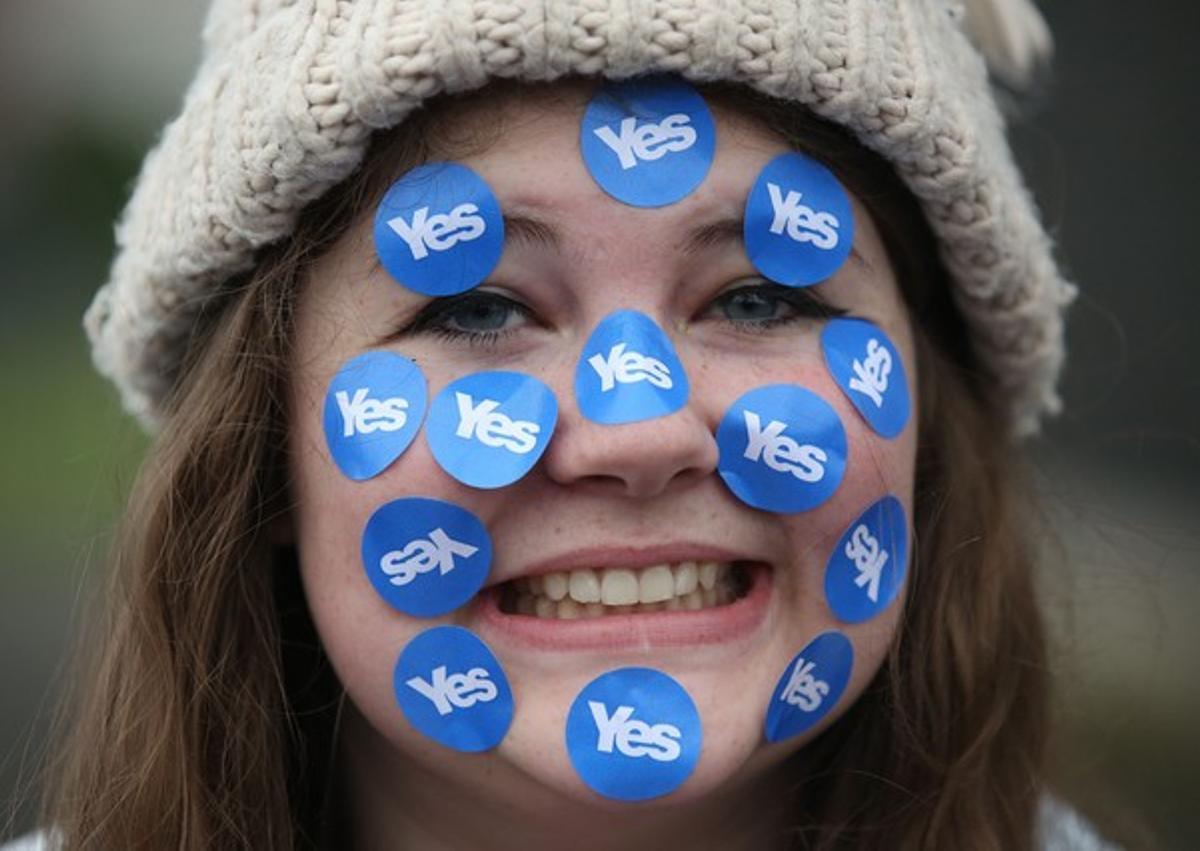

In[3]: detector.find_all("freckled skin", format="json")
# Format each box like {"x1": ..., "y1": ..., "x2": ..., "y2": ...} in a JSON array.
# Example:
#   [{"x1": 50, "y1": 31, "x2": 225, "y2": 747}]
[{"x1": 288, "y1": 84, "x2": 918, "y2": 848}]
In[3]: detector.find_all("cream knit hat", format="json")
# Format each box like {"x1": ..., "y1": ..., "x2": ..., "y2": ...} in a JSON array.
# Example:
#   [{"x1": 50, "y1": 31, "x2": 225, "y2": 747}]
[{"x1": 85, "y1": 0, "x2": 1074, "y2": 435}]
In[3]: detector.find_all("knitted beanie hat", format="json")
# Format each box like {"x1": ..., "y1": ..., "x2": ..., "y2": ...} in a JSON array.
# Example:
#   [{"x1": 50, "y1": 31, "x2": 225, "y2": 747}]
[{"x1": 85, "y1": 0, "x2": 1074, "y2": 436}]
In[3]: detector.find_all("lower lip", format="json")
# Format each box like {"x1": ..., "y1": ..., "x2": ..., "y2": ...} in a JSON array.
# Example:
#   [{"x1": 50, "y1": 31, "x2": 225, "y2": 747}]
[{"x1": 470, "y1": 564, "x2": 773, "y2": 652}]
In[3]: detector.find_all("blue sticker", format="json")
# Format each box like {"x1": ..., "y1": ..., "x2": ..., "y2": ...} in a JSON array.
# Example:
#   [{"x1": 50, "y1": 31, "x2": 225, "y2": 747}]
[
  {"x1": 579, "y1": 76, "x2": 717, "y2": 207},
  {"x1": 361, "y1": 497, "x2": 492, "y2": 617},
  {"x1": 565, "y1": 667, "x2": 701, "y2": 801},
  {"x1": 764, "y1": 631, "x2": 854, "y2": 743},
  {"x1": 322, "y1": 351, "x2": 428, "y2": 481},
  {"x1": 373, "y1": 162, "x2": 505, "y2": 296},
  {"x1": 743, "y1": 152, "x2": 854, "y2": 287},
  {"x1": 716, "y1": 385, "x2": 848, "y2": 513},
  {"x1": 821, "y1": 318, "x2": 910, "y2": 439},
  {"x1": 824, "y1": 495, "x2": 908, "y2": 623},
  {"x1": 394, "y1": 626, "x2": 514, "y2": 752},
  {"x1": 575, "y1": 310, "x2": 689, "y2": 425},
  {"x1": 426, "y1": 371, "x2": 558, "y2": 489}
]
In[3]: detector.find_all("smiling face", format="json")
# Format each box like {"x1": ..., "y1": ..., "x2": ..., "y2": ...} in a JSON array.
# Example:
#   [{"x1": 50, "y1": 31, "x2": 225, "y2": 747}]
[{"x1": 287, "y1": 82, "x2": 918, "y2": 835}]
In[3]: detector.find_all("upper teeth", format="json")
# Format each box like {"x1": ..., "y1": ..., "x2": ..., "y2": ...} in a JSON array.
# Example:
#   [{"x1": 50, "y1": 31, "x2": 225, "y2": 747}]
[{"x1": 517, "y1": 560, "x2": 728, "y2": 607}]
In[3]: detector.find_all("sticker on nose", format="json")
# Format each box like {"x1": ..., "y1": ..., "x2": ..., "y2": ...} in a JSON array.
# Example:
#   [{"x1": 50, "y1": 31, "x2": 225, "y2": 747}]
[
  {"x1": 575, "y1": 310, "x2": 689, "y2": 425},
  {"x1": 323, "y1": 351, "x2": 428, "y2": 481},
  {"x1": 361, "y1": 497, "x2": 492, "y2": 617},
  {"x1": 716, "y1": 384, "x2": 848, "y2": 513},
  {"x1": 373, "y1": 161, "x2": 505, "y2": 296},
  {"x1": 394, "y1": 625, "x2": 514, "y2": 752},
  {"x1": 565, "y1": 667, "x2": 701, "y2": 801},
  {"x1": 743, "y1": 152, "x2": 854, "y2": 287},
  {"x1": 426, "y1": 371, "x2": 558, "y2": 489},
  {"x1": 821, "y1": 318, "x2": 910, "y2": 439},
  {"x1": 579, "y1": 76, "x2": 716, "y2": 208},
  {"x1": 764, "y1": 631, "x2": 854, "y2": 743},
  {"x1": 824, "y1": 495, "x2": 908, "y2": 623}
]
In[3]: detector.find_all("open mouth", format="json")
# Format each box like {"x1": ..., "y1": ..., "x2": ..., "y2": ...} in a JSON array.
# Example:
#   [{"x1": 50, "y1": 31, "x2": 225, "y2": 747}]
[{"x1": 497, "y1": 561, "x2": 755, "y2": 619}]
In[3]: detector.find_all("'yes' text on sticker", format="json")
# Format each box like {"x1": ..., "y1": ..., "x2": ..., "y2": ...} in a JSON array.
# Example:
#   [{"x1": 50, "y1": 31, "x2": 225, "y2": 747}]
[
  {"x1": 588, "y1": 342, "x2": 673, "y2": 392},
  {"x1": 589, "y1": 702, "x2": 682, "y2": 762},
  {"x1": 845, "y1": 524, "x2": 888, "y2": 602},
  {"x1": 767, "y1": 182, "x2": 841, "y2": 250},
  {"x1": 336, "y1": 387, "x2": 409, "y2": 437},
  {"x1": 593, "y1": 114, "x2": 698, "y2": 170},
  {"x1": 386, "y1": 202, "x2": 486, "y2": 261},
  {"x1": 742, "y1": 410, "x2": 828, "y2": 483},
  {"x1": 379, "y1": 527, "x2": 478, "y2": 587},
  {"x1": 406, "y1": 665, "x2": 499, "y2": 716},
  {"x1": 454, "y1": 392, "x2": 540, "y2": 454}
]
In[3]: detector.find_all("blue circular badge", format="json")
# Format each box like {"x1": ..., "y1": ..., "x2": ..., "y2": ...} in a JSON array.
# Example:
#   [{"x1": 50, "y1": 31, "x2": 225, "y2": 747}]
[
  {"x1": 565, "y1": 667, "x2": 701, "y2": 801},
  {"x1": 824, "y1": 495, "x2": 908, "y2": 623},
  {"x1": 574, "y1": 310, "x2": 689, "y2": 425},
  {"x1": 373, "y1": 162, "x2": 505, "y2": 296},
  {"x1": 426, "y1": 370, "x2": 558, "y2": 489},
  {"x1": 716, "y1": 384, "x2": 848, "y2": 514},
  {"x1": 361, "y1": 497, "x2": 493, "y2": 617},
  {"x1": 821, "y1": 318, "x2": 910, "y2": 439},
  {"x1": 579, "y1": 76, "x2": 717, "y2": 208},
  {"x1": 743, "y1": 152, "x2": 854, "y2": 287},
  {"x1": 764, "y1": 631, "x2": 854, "y2": 743},
  {"x1": 322, "y1": 351, "x2": 428, "y2": 481},
  {"x1": 394, "y1": 626, "x2": 514, "y2": 753}
]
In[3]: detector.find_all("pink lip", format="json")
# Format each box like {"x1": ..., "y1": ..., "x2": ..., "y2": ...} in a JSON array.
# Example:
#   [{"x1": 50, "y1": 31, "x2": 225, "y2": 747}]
[{"x1": 484, "y1": 542, "x2": 768, "y2": 587}]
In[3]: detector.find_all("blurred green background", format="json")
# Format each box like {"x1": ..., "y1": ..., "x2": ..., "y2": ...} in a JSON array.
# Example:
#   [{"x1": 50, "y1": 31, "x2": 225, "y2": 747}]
[{"x1": 1, "y1": 1, "x2": 1196, "y2": 847}]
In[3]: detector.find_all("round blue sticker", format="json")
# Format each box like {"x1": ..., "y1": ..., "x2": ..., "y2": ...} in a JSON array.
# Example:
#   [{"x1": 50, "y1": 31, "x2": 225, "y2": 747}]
[
  {"x1": 579, "y1": 76, "x2": 716, "y2": 207},
  {"x1": 743, "y1": 152, "x2": 854, "y2": 287},
  {"x1": 426, "y1": 371, "x2": 558, "y2": 489},
  {"x1": 716, "y1": 384, "x2": 848, "y2": 514},
  {"x1": 373, "y1": 162, "x2": 505, "y2": 296},
  {"x1": 824, "y1": 495, "x2": 908, "y2": 623},
  {"x1": 574, "y1": 310, "x2": 689, "y2": 425},
  {"x1": 565, "y1": 667, "x2": 701, "y2": 801},
  {"x1": 393, "y1": 626, "x2": 514, "y2": 753},
  {"x1": 361, "y1": 497, "x2": 493, "y2": 617},
  {"x1": 821, "y1": 318, "x2": 910, "y2": 439},
  {"x1": 323, "y1": 351, "x2": 428, "y2": 481},
  {"x1": 764, "y1": 631, "x2": 854, "y2": 743}
]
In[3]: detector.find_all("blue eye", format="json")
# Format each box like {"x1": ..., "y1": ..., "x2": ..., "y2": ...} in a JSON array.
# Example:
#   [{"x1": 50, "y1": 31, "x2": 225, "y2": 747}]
[
  {"x1": 410, "y1": 290, "x2": 531, "y2": 342},
  {"x1": 707, "y1": 280, "x2": 844, "y2": 328}
]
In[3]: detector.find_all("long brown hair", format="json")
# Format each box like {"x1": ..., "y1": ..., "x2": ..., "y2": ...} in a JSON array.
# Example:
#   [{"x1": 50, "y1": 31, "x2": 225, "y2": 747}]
[{"x1": 45, "y1": 81, "x2": 1047, "y2": 849}]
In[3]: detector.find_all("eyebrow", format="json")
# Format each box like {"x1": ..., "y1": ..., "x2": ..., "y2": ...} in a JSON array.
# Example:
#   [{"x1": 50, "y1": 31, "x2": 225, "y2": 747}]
[{"x1": 503, "y1": 214, "x2": 560, "y2": 250}]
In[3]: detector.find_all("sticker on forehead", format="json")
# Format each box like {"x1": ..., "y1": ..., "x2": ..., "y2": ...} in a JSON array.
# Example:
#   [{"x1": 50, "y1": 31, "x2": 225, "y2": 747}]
[
  {"x1": 764, "y1": 631, "x2": 854, "y2": 743},
  {"x1": 824, "y1": 495, "x2": 908, "y2": 623},
  {"x1": 716, "y1": 384, "x2": 847, "y2": 513},
  {"x1": 575, "y1": 310, "x2": 689, "y2": 424},
  {"x1": 394, "y1": 626, "x2": 514, "y2": 752},
  {"x1": 361, "y1": 497, "x2": 492, "y2": 617},
  {"x1": 743, "y1": 152, "x2": 854, "y2": 287},
  {"x1": 323, "y1": 351, "x2": 428, "y2": 481},
  {"x1": 579, "y1": 76, "x2": 717, "y2": 207},
  {"x1": 426, "y1": 370, "x2": 558, "y2": 489},
  {"x1": 373, "y1": 161, "x2": 505, "y2": 296},
  {"x1": 565, "y1": 667, "x2": 701, "y2": 801},
  {"x1": 821, "y1": 318, "x2": 910, "y2": 438}
]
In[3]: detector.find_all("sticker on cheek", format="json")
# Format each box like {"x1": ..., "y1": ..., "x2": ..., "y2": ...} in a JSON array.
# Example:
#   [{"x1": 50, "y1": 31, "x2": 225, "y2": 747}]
[
  {"x1": 426, "y1": 371, "x2": 558, "y2": 489},
  {"x1": 764, "y1": 631, "x2": 854, "y2": 743},
  {"x1": 323, "y1": 351, "x2": 428, "y2": 481},
  {"x1": 373, "y1": 161, "x2": 505, "y2": 296},
  {"x1": 361, "y1": 497, "x2": 492, "y2": 617},
  {"x1": 579, "y1": 76, "x2": 716, "y2": 207},
  {"x1": 393, "y1": 625, "x2": 514, "y2": 752},
  {"x1": 821, "y1": 319, "x2": 910, "y2": 438},
  {"x1": 743, "y1": 152, "x2": 854, "y2": 287},
  {"x1": 824, "y1": 495, "x2": 909, "y2": 623},
  {"x1": 565, "y1": 667, "x2": 701, "y2": 801},
  {"x1": 575, "y1": 310, "x2": 689, "y2": 424},
  {"x1": 716, "y1": 384, "x2": 848, "y2": 513}
]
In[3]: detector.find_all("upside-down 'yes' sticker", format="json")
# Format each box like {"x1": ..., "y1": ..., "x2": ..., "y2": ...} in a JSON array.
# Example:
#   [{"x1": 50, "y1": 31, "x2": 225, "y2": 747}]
[
  {"x1": 575, "y1": 310, "x2": 689, "y2": 424},
  {"x1": 824, "y1": 495, "x2": 908, "y2": 623},
  {"x1": 565, "y1": 667, "x2": 701, "y2": 801},
  {"x1": 716, "y1": 384, "x2": 847, "y2": 513},
  {"x1": 426, "y1": 371, "x2": 558, "y2": 489},
  {"x1": 764, "y1": 631, "x2": 854, "y2": 743},
  {"x1": 373, "y1": 162, "x2": 505, "y2": 296},
  {"x1": 579, "y1": 76, "x2": 716, "y2": 207},
  {"x1": 323, "y1": 351, "x2": 427, "y2": 481},
  {"x1": 394, "y1": 626, "x2": 514, "y2": 752},
  {"x1": 821, "y1": 318, "x2": 910, "y2": 438},
  {"x1": 361, "y1": 497, "x2": 492, "y2": 617},
  {"x1": 744, "y1": 152, "x2": 854, "y2": 287}
]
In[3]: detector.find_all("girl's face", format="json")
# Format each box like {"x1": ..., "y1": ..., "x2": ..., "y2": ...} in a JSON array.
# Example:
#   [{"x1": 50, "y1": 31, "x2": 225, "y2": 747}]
[{"x1": 288, "y1": 85, "x2": 917, "y2": 816}]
